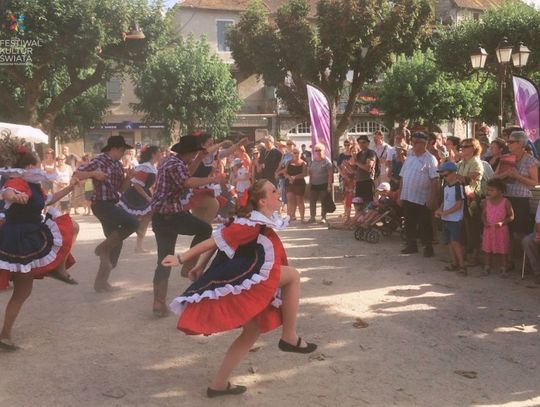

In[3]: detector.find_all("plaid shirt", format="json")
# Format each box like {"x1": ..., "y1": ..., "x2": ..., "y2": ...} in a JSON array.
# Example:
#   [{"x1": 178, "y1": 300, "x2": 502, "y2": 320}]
[
  {"x1": 77, "y1": 153, "x2": 125, "y2": 201},
  {"x1": 151, "y1": 155, "x2": 190, "y2": 214}
]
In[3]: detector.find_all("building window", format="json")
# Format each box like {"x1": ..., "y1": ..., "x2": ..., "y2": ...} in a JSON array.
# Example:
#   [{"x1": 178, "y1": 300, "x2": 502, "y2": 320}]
[
  {"x1": 472, "y1": 12, "x2": 480, "y2": 21},
  {"x1": 106, "y1": 77, "x2": 122, "y2": 103},
  {"x1": 288, "y1": 122, "x2": 311, "y2": 135},
  {"x1": 348, "y1": 121, "x2": 388, "y2": 136},
  {"x1": 217, "y1": 20, "x2": 233, "y2": 52}
]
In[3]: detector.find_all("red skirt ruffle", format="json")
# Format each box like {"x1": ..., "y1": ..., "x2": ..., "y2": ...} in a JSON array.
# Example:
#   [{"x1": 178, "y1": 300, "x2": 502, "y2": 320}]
[{"x1": 177, "y1": 264, "x2": 282, "y2": 336}]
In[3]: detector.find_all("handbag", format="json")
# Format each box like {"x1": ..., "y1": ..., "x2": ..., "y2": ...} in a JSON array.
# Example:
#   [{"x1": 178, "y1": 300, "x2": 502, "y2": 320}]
[{"x1": 322, "y1": 191, "x2": 336, "y2": 213}]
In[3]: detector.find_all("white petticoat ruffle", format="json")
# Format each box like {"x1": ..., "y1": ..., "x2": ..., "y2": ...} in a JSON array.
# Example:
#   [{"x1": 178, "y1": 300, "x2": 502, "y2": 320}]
[
  {"x1": 169, "y1": 233, "x2": 281, "y2": 316},
  {"x1": 0, "y1": 215, "x2": 66, "y2": 273},
  {"x1": 118, "y1": 201, "x2": 151, "y2": 216}
]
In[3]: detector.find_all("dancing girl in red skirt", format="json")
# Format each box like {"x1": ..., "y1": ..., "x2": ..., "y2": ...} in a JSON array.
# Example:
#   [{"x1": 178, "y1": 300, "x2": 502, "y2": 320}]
[
  {"x1": 162, "y1": 179, "x2": 317, "y2": 398},
  {"x1": 0, "y1": 146, "x2": 77, "y2": 351}
]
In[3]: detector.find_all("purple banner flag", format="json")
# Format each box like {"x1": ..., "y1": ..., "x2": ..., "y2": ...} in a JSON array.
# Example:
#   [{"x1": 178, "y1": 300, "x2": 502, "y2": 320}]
[
  {"x1": 512, "y1": 75, "x2": 539, "y2": 143},
  {"x1": 307, "y1": 84, "x2": 332, "y2": 157}
]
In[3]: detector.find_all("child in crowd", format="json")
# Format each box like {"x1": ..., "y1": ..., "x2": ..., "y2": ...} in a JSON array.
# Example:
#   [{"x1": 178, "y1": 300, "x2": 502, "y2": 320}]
[
  {"x1": 481, "y1": 178, "x2": 514, "y2": 276},
  {"x1": 354, "y1": 182, "x2": 398, "y2": 227},
  {"x1": 435, "y1": 162, "x2": 466, "y2": 274},
  {"x1": 230, "y1": 158, "x2": 251, "y2": 200}
]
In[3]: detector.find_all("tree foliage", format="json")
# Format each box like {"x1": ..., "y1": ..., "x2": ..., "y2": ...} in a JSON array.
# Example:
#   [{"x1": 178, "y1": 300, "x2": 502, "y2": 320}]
[
  {"x1": 228, "y1": 0, "x2": 433, "y2": 156},
  {"x1": 377, "y1": 50, "x2": 487, "y2": 126},
  {"x1": 131, "y1": 35, "x2": 242, "y2": 139},
  {"x1": 434, "y1": 2, "x2": 540, "y2": 126},
  {"x1": 0, "y1": 0, "x2": 168, "y2": 133},
  {"x1": 435, "y1": 2, "x2": 540, "y2": 78}
]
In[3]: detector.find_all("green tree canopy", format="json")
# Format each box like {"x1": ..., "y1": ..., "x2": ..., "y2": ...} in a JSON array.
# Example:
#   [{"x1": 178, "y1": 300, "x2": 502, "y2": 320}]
[
  {"x1": 228, "y1": 0, "x2": 433, "y2": 156},
  {"x1": 434, "y1": 2, "x2": 540, "y2": 126},
  {"x1": 435, "y1": 2, "x2": 540, "y2": 78},
  {"x1": 377, "y1": 50, "x2": 487, "y2": 127},
  {"x1": 131, "y1": 35, "x2": 242, "y2": 139},
  {"x1": 0, "y1": 0, "x2": 168, "y2": 133}
]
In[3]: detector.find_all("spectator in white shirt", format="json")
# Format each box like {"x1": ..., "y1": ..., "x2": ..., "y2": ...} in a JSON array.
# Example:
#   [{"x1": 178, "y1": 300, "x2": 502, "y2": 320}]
[
  {"x1": 398, "y1": 132, "x2": 440, "y2": 257},
  {"x1": 371, "y1": 130, "x2": 393, "y2": 184}
]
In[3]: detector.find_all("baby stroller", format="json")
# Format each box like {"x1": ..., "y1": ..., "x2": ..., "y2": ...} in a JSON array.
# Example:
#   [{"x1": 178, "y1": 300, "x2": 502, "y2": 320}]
[{"x1": 353, "y1": 199, "x2": 403, "y2": 244}]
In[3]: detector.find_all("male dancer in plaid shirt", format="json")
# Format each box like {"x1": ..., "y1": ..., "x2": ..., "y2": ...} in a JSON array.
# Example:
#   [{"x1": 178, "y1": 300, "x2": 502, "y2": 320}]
[
  {"x1": 75, "y1": 136, "x2": 139, "y2": 292},
  {"x1": 151, "y1": 135, "x2": 225, "y2": 317}
]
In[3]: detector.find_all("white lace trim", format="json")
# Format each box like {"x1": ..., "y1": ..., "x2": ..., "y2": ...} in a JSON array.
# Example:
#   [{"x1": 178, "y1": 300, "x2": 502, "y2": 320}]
[
  {"x1": 134, "y1": 162, "x2": 157, "y2": 174},
  {"x1": 118, "y1": 201, "x2": 151, "y2": 216},
  {"x1": 169, "y1": 233, "x2": 281, "y2": 315},
  {"x1": 0, "y1": 216, "x2": 65, "y2": 273},
  {"x1": 234, "y1": 211, "x2": 289, "y2": 231},
  {"x1": 212, "y1": 227, "x2": 235, "y2": 259},
  {"x1": 0, "y1": 168, "x2": 25, "y2": 176}
]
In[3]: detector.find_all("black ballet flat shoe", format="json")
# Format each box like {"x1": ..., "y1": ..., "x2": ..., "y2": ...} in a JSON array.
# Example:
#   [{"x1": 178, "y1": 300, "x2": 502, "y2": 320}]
[
  {"x1": 278, "y1": 337, "x2": 317, "y2": 354},
  {"x1": 207, "y1": 382, "x2": 247, "y2": 398}
]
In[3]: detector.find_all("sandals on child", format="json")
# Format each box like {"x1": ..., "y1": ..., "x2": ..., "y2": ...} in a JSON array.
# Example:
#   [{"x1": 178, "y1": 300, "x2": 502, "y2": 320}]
[{"x1": 444, "y1": 264, "x2": 459, "y2": 271}]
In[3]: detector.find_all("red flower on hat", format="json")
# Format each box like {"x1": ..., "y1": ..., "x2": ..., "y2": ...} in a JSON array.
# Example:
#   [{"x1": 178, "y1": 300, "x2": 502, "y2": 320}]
[
  {"x1": 140, "y1": 144, "x2": 148, "y2": 153},
  {"x1": 15, "y1": 145, "x2": 28, "y2": 154}
]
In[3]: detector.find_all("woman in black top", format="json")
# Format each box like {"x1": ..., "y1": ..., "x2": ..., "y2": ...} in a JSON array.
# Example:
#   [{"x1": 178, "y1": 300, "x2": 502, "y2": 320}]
[{"x1": 282, "y1": 147, "x2": 307, "y2": 221}]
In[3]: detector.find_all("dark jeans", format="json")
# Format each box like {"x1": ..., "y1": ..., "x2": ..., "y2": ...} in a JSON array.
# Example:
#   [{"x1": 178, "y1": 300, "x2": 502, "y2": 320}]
[
  {"x1": 92, "y1": 201, "x2": 139, "y2": 267},
  {"x1": 402, "y1": 200, "x2": 433, "y2": 248},
  {"x1": 309, "y1": 183, "x2": 328, "y2": 219},
  {"x1": 152, "y1": 211, "x2": 212, "y2": 283},
  {"x1": 355, "y1": 179, "x2": 375, "y2": 204}
]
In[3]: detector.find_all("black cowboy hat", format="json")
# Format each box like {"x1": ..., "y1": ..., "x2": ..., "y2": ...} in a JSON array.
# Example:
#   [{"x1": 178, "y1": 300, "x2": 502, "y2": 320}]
[
  {"x1": 170, "y1": 135, "x2": 206, "y2": 155},
  {"x1": 101, "y1": 135, "x2": 133, "y2": 152}
]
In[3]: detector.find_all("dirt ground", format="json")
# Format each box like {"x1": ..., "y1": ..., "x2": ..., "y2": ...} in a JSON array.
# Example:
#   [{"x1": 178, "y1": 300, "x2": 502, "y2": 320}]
[{"x1": 1, "y1": 213, "x2": 539, "y2": 407}]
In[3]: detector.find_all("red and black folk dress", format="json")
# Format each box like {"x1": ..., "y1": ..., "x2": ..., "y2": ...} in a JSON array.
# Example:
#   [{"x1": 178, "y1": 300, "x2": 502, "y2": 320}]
[
  {"x1": 119, "y1": 162, "x2": 157, "y2": 216},
  {"x1": 170, "y1": 211, "x2": 290, "y2": 335},
  {"x1": 0, "y1": 177, "x2": 75, "y2": 279}
]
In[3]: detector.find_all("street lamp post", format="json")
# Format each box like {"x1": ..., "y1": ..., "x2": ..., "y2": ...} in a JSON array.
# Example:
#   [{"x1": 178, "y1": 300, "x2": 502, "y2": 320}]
[{"x1": 470, "y1": 38, "x2": 531, "y2": 138}]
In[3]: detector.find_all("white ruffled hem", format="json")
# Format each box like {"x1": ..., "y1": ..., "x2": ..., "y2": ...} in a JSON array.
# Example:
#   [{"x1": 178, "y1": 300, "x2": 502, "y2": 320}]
[
  {"x1": 118, "y1": 201, "x2": 151, "y2": 216},
  {"x1": 169, "y1": 233, "x2": 280, "y2": 315},
  {"x1": 0, "y1": 217, "x2": 65, "y2": 273},
  {"x1": 212, "y1": 227, "x2": 235, "y2": 259}
]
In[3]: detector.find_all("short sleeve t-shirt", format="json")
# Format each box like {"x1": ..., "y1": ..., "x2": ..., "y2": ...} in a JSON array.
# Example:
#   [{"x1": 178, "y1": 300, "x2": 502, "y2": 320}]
[
  {"x1": 356, "y1": 149, "x2": 377, "y2": 181},
  {"x1": 309, "y1": 159, "x2": 332, "y2": 185},
  {"x1": 441, "y1": 181, "x2": 464, "y2": 222}
]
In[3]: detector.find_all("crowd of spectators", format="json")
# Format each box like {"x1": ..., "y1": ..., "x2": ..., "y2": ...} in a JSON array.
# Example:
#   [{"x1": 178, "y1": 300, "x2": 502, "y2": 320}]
[
  {"x1": 334, "y1": 125, "x2": 540, "y2": 281},
  {"x1": 34, "y1": 128, "x2": 540, "y2": 282}
]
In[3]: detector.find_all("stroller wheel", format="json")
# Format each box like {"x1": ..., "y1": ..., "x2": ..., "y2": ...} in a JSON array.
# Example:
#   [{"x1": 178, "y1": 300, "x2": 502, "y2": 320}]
[
  {"x1": 354, "y1": 227, "x2": 365, "y2": 241},
  {"x1": 366, "y1": 229, "x2": 381, "y2": 244},
  {"x1": 381, "y1": 228, "x2": 392, "y2": 237}
]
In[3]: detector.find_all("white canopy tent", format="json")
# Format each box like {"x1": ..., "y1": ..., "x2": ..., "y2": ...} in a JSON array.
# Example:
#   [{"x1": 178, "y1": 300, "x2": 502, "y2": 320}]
[{"x1": 0, "y1": 122, "x2": 49, "y2": 144}]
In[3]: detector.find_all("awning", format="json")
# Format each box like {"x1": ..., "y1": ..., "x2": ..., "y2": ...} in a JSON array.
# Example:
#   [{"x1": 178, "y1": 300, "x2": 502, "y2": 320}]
[{"x1": 0, "y1": 122, "x2": 49, "y2": 144}]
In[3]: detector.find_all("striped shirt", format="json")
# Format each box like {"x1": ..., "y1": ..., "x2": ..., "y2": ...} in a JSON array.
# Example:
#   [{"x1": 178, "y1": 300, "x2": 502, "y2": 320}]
[
  {"x1": 399, "y1": 151, "x2": 439, "y2": 205},
  {"x1": 77, "y1": 153, "x2": 124, "y2": 201},
  {"x1": 151, "y1": 155, "x2": 191, "y2": 214}
]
